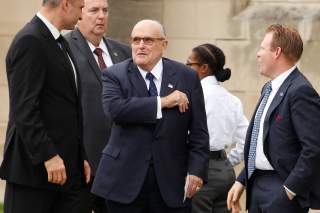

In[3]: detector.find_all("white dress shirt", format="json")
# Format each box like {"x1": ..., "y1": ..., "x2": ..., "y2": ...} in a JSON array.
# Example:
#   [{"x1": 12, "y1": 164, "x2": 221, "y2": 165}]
[
  {"x1": 87, "y1": 39, "x2": 114, "y2": 68},
  {"x1": 201, "y1": 76, "x2": 248, "y2": 166},
  {"x1": 255, "y1": 65, "x2": 296, "y2": 170},
  {"x1": 137, "y1": 59, "x2": 163, "y2": 119},
  {"x1": 36, "y1": 12, "x2": 78, "y2": 89}
]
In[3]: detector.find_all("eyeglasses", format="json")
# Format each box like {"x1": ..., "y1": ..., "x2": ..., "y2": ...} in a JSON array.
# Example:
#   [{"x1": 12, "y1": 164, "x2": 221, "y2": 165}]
[
  {"x1": 186, "y1": 62, "x2": 201, "y2": 67},
  {"x1": 131, "y1": 37, "x2": 165, "y2": 45}
]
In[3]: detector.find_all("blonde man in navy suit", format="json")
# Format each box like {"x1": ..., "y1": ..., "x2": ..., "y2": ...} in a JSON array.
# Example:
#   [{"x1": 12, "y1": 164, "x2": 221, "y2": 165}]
[{"x1": 227, "y1": 24, "x2": 320, "y2": 213}]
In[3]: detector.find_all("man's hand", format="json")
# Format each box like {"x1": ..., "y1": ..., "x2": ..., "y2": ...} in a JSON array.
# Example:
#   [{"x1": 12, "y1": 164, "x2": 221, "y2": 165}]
[
  {"x1": 161, "y1": 90, "x2": 189, "y2": 113},
  {"x1": 227, "y1": 181, "x2": 245, "y2": 213},
  {"x1": 284, "y1": 187, "x2": 295, "y2": 200},
  {"x1": 44, "y1": 155, "x2": 67, "y2": 185},
  {"x1": 83, "y1": 160, "x2": 91, "y2": 184},
  {"x1": 186, "y1": 175, "x2": 203, "y2": 198}
]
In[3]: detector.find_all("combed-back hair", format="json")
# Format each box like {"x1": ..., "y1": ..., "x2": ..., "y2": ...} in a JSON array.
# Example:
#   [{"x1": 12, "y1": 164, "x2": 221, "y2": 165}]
[
  {"x1": 266, "y1": 24, "x2": 303, "y2": 63},
  {"x1": 192, "y1": 43, "x2": 231, "y2": 82}
]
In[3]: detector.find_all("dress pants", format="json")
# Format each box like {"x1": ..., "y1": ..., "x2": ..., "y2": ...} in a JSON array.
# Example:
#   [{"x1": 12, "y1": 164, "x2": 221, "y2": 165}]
[
  {"x1": 4, "y1": 181, "x2": 87, "y2": 213},
  {"x1": 81, "y1": 177, "x2": 108, "y2": 213},
  {"x1": 192, "y1": 154, "x2": 235, "y2": 213},
  {"x1": 248, "y1": 170, "x2": 308, "y2": 213},
  {"x1": 106, "y1": 164, "x2": 191, "y2": 213}
]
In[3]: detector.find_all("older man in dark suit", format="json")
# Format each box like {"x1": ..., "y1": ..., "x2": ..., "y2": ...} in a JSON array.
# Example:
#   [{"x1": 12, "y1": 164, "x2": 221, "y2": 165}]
[
  {"x1": 0, "y1": 0, "x2": 91, "y2": 213},
  {"x1": 227, "y1": 24, "x2": 320, "y2": 213},
  {"x1": 92, "y1": 19, "x2": 210, "y2": 213},
  {"x1": 65, "y1": 0, "x2": 130, "y2": 212}
]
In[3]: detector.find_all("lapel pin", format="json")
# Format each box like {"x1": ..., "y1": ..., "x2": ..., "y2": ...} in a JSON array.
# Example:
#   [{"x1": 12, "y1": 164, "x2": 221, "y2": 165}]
[
  {"x1": 168, "y1": 83, "x2": 173, "y2": 88},
  {"x1": 113, "y1": 52, "x2": 118, "y2": 57},
  {"x1": 279, "y1": 92, "x2": 284, "y2": 97}
]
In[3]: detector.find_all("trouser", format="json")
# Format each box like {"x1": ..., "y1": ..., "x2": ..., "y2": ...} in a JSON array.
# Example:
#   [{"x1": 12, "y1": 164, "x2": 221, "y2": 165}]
[
  {"x1": 4, "y1": 181, "x2": 87, "y2": 213},
  {"x1": 248, "y1": 170, "x2": 308, "y2": 213},
  {"x1": 192, "y1": 150, "x2": 235, "y2": 213},
  {"x1": 107, "y1": 164, "x2": 191, "y2": 213}
]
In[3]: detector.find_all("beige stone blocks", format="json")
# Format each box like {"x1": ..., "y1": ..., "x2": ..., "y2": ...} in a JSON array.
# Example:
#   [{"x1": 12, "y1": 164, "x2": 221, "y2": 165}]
[
  {"x1": 0, "y1": 36, "x2": 12, "y2": 86},
  {"x1": 163, "y1": 0, "x2": 244, "y2": 40},
  {"x1": 0, "y1": 0, "x2": 39, "y2": 36},
  {"x1": 0, "y1": 86, "x2": 9, "y2": 125},
  {"x1": 108, "y1": 0, "x2": 164, "y2": 42}
]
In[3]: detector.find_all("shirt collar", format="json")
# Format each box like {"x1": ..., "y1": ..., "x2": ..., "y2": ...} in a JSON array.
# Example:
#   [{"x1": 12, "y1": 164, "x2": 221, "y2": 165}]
[
  {"x1": 201, "y1": 75, "x2": 219, "y2": 86},
  {"x1": 271, "y1": 65, "x2": 296, "y2": 91},
  {"x1": 137, "y1": 58, "x2": 163, "y2": 81},
  {"x1": 36, "y1": 12, "x2": 60, "y2": 40},
  {"x1": 87, "y1": 39, "x2": 110, "y2": 57}
]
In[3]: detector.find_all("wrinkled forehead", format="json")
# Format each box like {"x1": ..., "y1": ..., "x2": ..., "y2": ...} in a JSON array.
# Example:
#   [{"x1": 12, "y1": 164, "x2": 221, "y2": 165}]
[{"x1": 131, "y1": 21, "x2": 162, "y2": 38}]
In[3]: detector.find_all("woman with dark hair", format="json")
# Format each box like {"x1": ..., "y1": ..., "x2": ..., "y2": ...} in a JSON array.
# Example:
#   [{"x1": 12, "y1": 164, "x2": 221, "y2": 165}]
[{"x1": 186, "y1": 43, "x2": 248, "y2": 213}]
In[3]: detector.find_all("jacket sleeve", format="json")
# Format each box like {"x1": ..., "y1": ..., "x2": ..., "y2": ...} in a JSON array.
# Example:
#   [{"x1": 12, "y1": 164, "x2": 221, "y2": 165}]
[
  {"x1": 187, "y1": 73, "x2": 210, "y2": 182},
  {"x1": 101, "y1": 68, "x2": 158, "y2": 125},
  {"x1": 7, "y1": 35, "x2": 57, "y2": 164},
  {"x1": 283, "y1": 84, "x2": 320, "y2": 195}
]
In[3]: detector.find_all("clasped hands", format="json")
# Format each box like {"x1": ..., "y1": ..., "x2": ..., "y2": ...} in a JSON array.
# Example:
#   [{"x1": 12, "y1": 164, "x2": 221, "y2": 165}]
[
  {"x1": 44, "y1": 155, "x2": 91, "y2": 185},
  {"x1": 161, "y1": 90, "x2": 189, "y2": 112}
]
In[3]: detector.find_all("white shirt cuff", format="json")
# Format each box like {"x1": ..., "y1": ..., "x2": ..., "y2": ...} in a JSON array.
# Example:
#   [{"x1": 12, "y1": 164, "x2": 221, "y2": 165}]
[
  {"x1": 284, "y1": 185, "x2": 296, "y2": 196},
  {"x1": 156, "y1": 96, "x2": 162, "y2": 119}
]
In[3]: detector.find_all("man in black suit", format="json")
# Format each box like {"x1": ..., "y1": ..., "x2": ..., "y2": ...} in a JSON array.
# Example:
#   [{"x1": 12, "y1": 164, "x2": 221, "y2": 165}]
[
  {"x1": 227, "y1": 24, "x2": 320, "y2": 213},
  {"x1": 91, "y1": 19, "x2": 210, "y2": 213},
  {"x1": 65, "y1": 0, "x2": 131, "y2": 212},
  {"x1": 0, "y1": 0, "x2": 91, "y2": 212}
]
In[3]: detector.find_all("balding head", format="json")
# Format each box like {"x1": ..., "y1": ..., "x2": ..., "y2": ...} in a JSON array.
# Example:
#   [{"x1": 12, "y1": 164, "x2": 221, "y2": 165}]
[
  {"x1": 130, "y1": 19, "x2": 168, "y2": 71},
  {"x1": 131, "y1": 19, "x2": 166, "y2": 38}
]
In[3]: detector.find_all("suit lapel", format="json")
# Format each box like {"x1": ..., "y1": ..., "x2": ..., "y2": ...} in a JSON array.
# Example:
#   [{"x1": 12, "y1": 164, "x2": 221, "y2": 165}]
[
  {"x1": 127, "y1": 62, "x2": 149, "y2": 97},
  {"x1": 262, "y1": 69, "x2": 298, "y2": 142},
  {"x1": 105, "y1": 38, "x2": 123, "y2": 64},
  {"x1": 160, "y1": 59, "x2": 177, "y2": 97},
  {"x1": 154, "y1": 59, "x2": 178, "y2": 135},
  {"x1": 71, "y1": 29, "x2": 102, "y2": 86},
  {"x1": 34, "y1": 16, "x2": 78, "y2": 96}
]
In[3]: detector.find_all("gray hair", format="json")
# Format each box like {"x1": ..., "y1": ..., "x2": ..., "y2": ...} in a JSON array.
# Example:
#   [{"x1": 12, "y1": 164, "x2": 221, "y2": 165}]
[
  {"x1": 153, "y1": 20, "x2": 166, "y2": 38},
  {"x1": 42, "y1": 0, "x2": 61, "y2": 7}
]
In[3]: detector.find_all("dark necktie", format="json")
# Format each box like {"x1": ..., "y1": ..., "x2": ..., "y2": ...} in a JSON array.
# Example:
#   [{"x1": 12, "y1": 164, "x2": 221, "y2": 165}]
[
  {"x1": 146, "y1": 72, "x2": 158, "y2": 96},
  {"x1": 57, "y1": 35, "x2": 71, "y2": 60},
  {"x1": 247, "y1": 81, "x2": 272, "y2": 178},
  {"x1": 93, "y1": 47, "x2": 107, "y2": 70},
  {"x1": 56, "y1": 35, "x2": 77, "y2": 90}
]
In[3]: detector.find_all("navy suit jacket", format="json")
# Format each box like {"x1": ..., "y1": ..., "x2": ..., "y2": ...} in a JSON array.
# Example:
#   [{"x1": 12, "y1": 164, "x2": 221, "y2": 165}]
[
  {"x1": 238, "y1": 68, "x2": 320, "y2": 209},
  {"x1": 92, "y1": 58, "x2": 209, "y2": 207}
]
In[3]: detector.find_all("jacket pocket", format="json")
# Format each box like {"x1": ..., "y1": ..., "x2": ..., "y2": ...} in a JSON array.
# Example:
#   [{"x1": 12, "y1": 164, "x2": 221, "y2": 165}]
[{"x1": 102, "y1": 145, "x2": 121, "y2": 159}]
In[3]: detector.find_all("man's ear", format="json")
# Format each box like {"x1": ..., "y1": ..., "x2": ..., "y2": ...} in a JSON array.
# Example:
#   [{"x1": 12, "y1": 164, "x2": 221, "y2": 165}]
[
  {"x1": 274, "y1": 47, "x2": 282, "y2": 59},
  {"x1": 162, "y1": 40, "x2": 168, "y2": 49},
  {"x1": 61, "y1": 0, "x2": 70, "y2": 12}
]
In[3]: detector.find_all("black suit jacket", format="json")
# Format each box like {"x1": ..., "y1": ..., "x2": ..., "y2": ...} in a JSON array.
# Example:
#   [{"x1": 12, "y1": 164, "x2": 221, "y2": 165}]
[
  {"x1": 238, "y1": 69, "x2": 320, "y2": 209},
  {"x1": 92, "y1": 58, "x2": 210, "y2": 207},
  {"x1": 0, "y1": 16, "x2": 86, "y2": 190},
  {"x1": 64, "y1": 28, "x2": 131, "y2": 174}
]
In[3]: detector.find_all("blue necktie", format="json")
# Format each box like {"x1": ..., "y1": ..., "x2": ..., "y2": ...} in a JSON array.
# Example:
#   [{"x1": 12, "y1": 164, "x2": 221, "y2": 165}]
[
  {"x1": 146, "y1": 72, "x2": 158, "y2": 97},
  {"x1": 247, "y1": 82, "x2": 272, "y2": 178}
]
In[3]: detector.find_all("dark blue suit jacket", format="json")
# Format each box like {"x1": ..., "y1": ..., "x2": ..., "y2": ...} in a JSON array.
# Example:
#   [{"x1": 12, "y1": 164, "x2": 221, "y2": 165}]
[
  {"x1": 92, "y1": 58, "x2": 209, "y2": 207},
  {"x1": 238, "y1": 68, "x2": 320, "y2": 209}
]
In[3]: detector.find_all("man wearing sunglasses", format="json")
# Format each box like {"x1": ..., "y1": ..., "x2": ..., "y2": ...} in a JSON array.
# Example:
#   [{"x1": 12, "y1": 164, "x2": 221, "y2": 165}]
[{"x1": 92, "y1": 19, "x2": 209, "y2": 213}]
